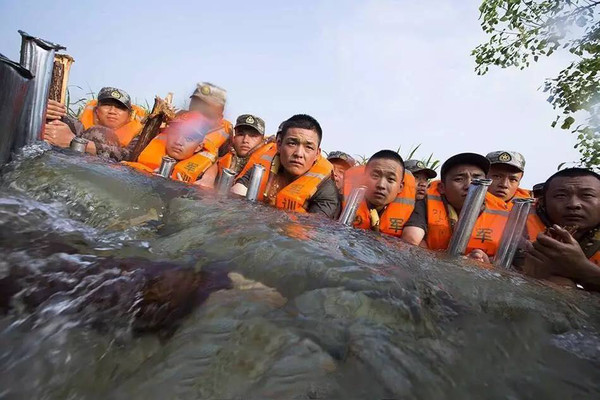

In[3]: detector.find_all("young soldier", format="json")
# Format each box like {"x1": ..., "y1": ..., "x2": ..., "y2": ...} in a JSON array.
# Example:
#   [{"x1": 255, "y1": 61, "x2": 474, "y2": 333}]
[
  {"x1": 123, "y1": 112, "x2": 217, "y2": 182},
  {"x1": 327, "y1": 151, "x2": 356, "y2": 193},
  {"x1": 342, "y1": 150, "x2": 416, "y2": 237},
  {"x1": 486, "y1": 151, "x2": 531, "y2": 203},
  {"x1": 196, "y1": 114, "x2": 269, "y2": 188},
  {"x1": 231, "y1": 114, "x2": 340, "y2": 218},
  {"x1": 402, "y1": 153, "x2": 509, "y2": 263},
  {"x1": 405, "y1": 159, "x2": 437, "y2": 200},
  {"x1": 44, "y1": 87, "x2": 146, "y2": 160}
]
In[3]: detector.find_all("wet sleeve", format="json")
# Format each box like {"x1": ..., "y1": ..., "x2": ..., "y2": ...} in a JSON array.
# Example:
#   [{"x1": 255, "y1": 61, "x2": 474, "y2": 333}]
[
  {"x1": 404, "y1": 199, "x2": 428, "y2": 233},
  {"x1": 235, "y1": 170, "x2": 252, "y2": 187},
  {"x1": 307, "y1": 178, "x2": 341, "y2": 219}
]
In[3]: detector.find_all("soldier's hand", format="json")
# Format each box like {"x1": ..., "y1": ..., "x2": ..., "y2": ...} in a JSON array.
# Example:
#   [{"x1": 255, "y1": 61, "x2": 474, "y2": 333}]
[
  {"x1": 44, "y1": 120, "x2": 75, "y2": 148},
  {"x1": 46, "y1": 100, "x2": 67, "y2": 120}
]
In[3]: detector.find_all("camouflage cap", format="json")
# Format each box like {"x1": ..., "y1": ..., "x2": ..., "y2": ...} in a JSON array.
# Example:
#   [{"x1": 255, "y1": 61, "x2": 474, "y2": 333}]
[
  {"x1": 404, "y1": 159, "x2": 437, "y2": 179},
  {"x1": 235, "y1": 114, "x2": 265, "y2": 135},
  {"x1": 486, "y1": 151, "x2": 526, "y2": 173},
  {"x1": 190, "y1": 82, "x2": 227, "y2": 106},
  {"x1": 327, "y1": 151, "x2": 356, "y2": 168},
  {"x1": 97, "y1": 87, "x2": 132, "y2": 110}
]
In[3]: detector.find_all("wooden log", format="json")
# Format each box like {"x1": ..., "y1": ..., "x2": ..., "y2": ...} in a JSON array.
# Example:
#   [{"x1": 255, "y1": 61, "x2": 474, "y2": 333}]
[
  {"x1": 48, "y1": 54, "x2": 74, "y2": 104},
  {"x1": 127, "y1": 96, "x2": 176, "y2": 162}
]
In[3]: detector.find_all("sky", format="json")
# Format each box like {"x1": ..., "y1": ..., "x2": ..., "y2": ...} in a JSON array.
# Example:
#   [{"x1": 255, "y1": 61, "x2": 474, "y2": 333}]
[{"x1": 0, "y1": 0, "x2": 582, "y2": 186}]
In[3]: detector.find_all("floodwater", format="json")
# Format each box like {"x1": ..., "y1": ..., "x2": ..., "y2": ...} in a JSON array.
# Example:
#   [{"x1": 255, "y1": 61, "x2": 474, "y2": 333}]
[{"x1": 1, "y1": 145, "x2": 599, "y2": 399}]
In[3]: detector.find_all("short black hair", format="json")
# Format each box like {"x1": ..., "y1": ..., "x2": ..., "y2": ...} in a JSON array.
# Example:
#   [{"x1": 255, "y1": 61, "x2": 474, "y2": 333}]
[
  {"x1": 543, "y1": 167, "x2": 600, "y2": 198},
  {"x1": 366, "y1": 150, "x2": 405, "y2": 178},
  {"x1": 279, "y1": 114, "x2": 322, "y2": 145}
]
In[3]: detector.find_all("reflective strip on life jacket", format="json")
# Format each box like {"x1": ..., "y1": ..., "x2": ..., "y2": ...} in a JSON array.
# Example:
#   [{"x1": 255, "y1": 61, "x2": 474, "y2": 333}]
[
  {"x1": 425, "y1": 180, "x2": 508, "y2": 256},
  {"x1": 79, "y1": 99, "x2": 147, "y2": 146},
  {"x1": 342, "y1": 165, "x2": 416, "y2": 237}
]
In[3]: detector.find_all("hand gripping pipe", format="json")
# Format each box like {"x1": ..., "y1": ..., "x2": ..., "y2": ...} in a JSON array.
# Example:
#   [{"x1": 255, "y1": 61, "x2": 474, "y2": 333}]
[
  {"x1": 493, "y1": 198, "x2": 535, "y2": 269},
  {"x1": 447, "y1": 178, "x2": 492, "y2": 256},
  {"x1": 216, "y1": 168, "x2": 236, "y2": 195},
  {"x1": 0, "y1": 53, "x2": 33, "y2": 165},
  {"x1": 157, "y1": 156, "x2": 177, "y2": 178},
  {"x1": 15, "y1": 30, "x2": 65, "y2": 150},
  {"x1": 338, "y1": 186, "x2": 367, "y2": 226},
  {"x1": 246, "y1": 164, "x2": 266, "y2": 202}
]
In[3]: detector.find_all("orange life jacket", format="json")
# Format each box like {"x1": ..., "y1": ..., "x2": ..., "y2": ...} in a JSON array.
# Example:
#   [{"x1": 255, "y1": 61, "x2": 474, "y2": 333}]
[
  {"x1": 513, "y1": 187, "x2": 532, "y2": 200},
  {"x1": 79, "y1": 100, "x2": 147, "y2": 146},
  {"x1": 342, "y1": 166, "x2": 416, "y2": 237},
  {"x1": 525, "y1": 212, "x2": 600, "y2": 266},
  {"x1": 242, "y1": 145, "x2": 333, "y2": 213},
  {"x1": 425, "y1": 180, "x2": 509, "y2": 256},
  {"x1": 217, "y1": 142, "x2": 274, "y2": 180},
  {"x1": 122, "y1": 123, "x2": 231, "y2": 182}
]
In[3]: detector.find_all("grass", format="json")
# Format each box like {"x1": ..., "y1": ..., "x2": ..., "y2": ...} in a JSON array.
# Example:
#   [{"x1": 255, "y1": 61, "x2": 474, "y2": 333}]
[{"x1": 355, "y1": 144, "x2": 440, "y2": 171}]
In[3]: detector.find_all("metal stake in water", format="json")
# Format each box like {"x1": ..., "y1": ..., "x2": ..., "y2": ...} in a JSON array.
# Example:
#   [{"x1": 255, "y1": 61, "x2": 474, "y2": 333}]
[
  {"x1": 16, "y1": 31, "x2": 65, "y2": 148},
  {"x1": 447, "y1": 178, "x2": 492, "y2": 256},
  {"x1": 493, "y1": 198, "x2": 535, "y2": 269},
  {"x1": 246, "y1": 164, "x2": 265, "y2": 201},
  {"x1": 69, "y1": 137, "x2": 88, "y2": 153},
  {"x1": 216, "y1": 168, "x2": 236, "y2": 195},
  {"x1": 339, "y1": 186, "x2": 367, "y2": 226},
  {"x1": 157, "y1": 156, "x2": 177, "y2": 178}
]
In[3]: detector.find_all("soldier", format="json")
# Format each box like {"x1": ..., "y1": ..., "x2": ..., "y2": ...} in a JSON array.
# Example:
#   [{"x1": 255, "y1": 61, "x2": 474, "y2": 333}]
[
  {"x1": 231, "y1": 114, "x2": 340, "y2": 218},
  {"x1": 341, "y1": 150, "x2": 416, "y2": 237},
  {"x1": 188, "y1": 82, "x2": 234, "y2": 159},
  {"x1": 523, "y1": 168, "x2": 600, "y2": 291},
  {"x1": 196, "y1": 114, "x2": 269, "y2": 188},
  {"x1": 402, "y1": 153, "x2": 509, "y2": 263},
  {"x1": 404, "y1": 159, "x2": 437, "y2": 200},
  {"x1": 486, "y1": 151, "x2": 531, "y2": 202},
  {"x1": 44, "y1": 87, "x2": 146, "y2": 161},
  {"x1": 327, "y1": 151, "x2": 356, "y2": 193}
]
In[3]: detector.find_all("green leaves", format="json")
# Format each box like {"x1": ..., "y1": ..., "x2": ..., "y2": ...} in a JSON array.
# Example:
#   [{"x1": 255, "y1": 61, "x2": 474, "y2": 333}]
[{"x1": 474, "y1": 0, "x2": 600, "y2": 168}]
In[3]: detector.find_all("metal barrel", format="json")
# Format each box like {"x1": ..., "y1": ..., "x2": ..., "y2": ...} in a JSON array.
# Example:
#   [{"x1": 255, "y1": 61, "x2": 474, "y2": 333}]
[
  {"x1": 157, "y1": 156, "x2": 177, "y2": 178},
  {"x1": 69, "y1": 137, "x2": 88, "y2": 153},
  {"x1": 493, "y1": 198, "x2": 535, "y2": 269},
  {"x1": 15, "y1": 30, "x2": 65, "y2": 150},
  {"x1": 246, "y1": 164, "x2": 266, "y2": 201},
  {"x1": 216, "y1": 168, "x2": 236, "y2": 195},
  {"x1": 447, "y1": 178, "x2": 492, "y2": 256},
  {"x1": 338, "y1": 186, "x2": 367, "y2": 226},
  {"x1": 0, "y1": 53, "x2": 33, "y2": 165}
]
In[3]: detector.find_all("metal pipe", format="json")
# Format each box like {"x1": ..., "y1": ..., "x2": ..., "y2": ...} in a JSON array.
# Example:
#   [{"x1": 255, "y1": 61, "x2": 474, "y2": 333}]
[
  {"x1": 0, "y1": 53, "x2": 33, "y2": 165},
  {"x1": 69, "y1": 137, "x2": 88, "y2": 153},
  {"x1": 447, "y1": 178, "x2": 492, "y2": 256},
  {"x1": 15, "y1": 30, "x2": 65, "y2": 150},
  {"x1": 216, "y1": 168, "x2": 236, "y2": 195},
  {"x1": 339, "y1": 186, "x2": 367, "y2": 226},
  {"x1": 157, "y1": 156, "x2": 177, "y2": 178},
  {"x1": 493, "y1": 198, "x2": 535, "y2": 269},
  {"x1": 246, "y1": 164, "x2": 265, "y2": 201}
]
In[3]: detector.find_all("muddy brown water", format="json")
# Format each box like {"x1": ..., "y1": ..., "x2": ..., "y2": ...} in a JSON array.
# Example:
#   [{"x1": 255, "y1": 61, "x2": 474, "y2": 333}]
[{"x1": 0, "y1": 146, "x2": 599, "y2": 399}]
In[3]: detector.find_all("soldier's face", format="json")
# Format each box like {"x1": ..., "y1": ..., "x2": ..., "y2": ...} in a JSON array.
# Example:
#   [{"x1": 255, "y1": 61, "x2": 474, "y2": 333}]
[
  {"x1": 413, "y1": 171, "x2": 430, "y2": 200},
  {"x1": 545, "y1": 175, "x2": 600, "y2": 231},
  {"x1": 189, "y1": 98, "x2": 223, "y2": 124},
  {"x1": 440, "y1": 164, "x2": 486, "y2": 212},
  {"x1": 166, "y1": 128, "x2": 203, "y2": 161},
  {"x1": 277, "y1": 128, "x2": 321, "y2": 177},
  {"x1": 95, "y1": 100, "x2": 130, "y2": 129},
  {"x1": 488, "y1": 164, "x2": 523, "y2": 201},
  {"x1": 233, "y1": 127, "x2": 263, "y2": 157},
  {"x1": 330, "y1": 160, "x2": 351, "y2": 191},
  {"x1": 364, "y1": 159, "x2": 404, "y2": 210}
]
